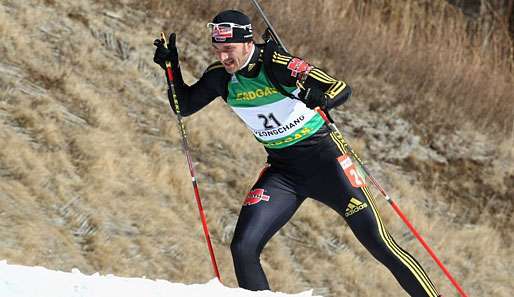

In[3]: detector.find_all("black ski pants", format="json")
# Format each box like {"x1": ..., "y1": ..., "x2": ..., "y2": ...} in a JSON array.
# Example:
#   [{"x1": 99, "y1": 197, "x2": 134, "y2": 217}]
[{"x1": 230, "y1": 131, "x2": 440, "y2": 297}]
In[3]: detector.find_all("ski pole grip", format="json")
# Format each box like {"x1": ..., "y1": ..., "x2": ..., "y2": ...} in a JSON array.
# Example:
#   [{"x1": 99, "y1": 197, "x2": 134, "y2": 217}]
[
  {"x1": 160, "y1": 32, "x2": 174, "y2": 81},
  {"x1": 315, "y1": 107, "x2": 331, "y2": 124}
]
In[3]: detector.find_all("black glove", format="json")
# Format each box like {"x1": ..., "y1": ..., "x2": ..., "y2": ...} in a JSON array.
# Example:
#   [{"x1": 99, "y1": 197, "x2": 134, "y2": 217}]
[
  {"x1": 153, "y1": 33, "x2": 179, "y2": 69},
  {"x1": 298, "y1": 87, "x2": 328, "y2": 109}
]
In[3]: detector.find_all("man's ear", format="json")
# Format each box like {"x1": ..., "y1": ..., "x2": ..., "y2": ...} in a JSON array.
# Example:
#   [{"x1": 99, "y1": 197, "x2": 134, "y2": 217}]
[{"x1": 244, "y1": 41, "x2": 254, "y2": 53}]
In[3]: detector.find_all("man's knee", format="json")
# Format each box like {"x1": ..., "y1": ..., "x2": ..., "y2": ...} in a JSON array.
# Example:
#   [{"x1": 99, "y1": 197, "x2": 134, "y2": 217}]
[{"x1": 230, "y1": 236, "x2": 260, "y2": 261}]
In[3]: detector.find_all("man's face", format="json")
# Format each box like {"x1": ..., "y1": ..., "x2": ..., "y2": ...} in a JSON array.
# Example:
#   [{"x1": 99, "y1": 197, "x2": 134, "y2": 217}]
[{"x1": 212, "y1": 42, "x2": 253, "y2": 73}]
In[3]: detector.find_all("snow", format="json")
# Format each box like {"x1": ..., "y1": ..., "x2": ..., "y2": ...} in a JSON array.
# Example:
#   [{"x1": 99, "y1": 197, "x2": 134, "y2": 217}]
[{"x1": 0, "y1": 260, "x2": 321, "y2": 297}]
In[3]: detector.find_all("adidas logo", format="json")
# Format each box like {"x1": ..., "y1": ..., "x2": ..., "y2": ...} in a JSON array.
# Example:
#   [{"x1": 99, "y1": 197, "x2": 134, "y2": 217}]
[{"x1": 345, "y1": 197, "x2": 368, "y2": 217}]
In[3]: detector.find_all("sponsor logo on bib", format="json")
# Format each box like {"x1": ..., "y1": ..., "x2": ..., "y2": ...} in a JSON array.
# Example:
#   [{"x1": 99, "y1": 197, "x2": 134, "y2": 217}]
[{"x1": 236, "y1": 87, "x2": 278, "y2": 101}]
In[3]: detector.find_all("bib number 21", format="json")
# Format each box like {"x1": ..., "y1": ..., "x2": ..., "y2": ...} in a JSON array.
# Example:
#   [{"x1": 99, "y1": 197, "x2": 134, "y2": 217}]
[{"x1": 258, "y1": 113, "x2": 281, "y2": 129}]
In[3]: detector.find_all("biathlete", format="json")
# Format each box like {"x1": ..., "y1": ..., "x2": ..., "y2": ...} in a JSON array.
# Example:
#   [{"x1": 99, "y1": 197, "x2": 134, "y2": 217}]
[{"x1": 153, "y1": 9, "x2": 441, "y2": 297}]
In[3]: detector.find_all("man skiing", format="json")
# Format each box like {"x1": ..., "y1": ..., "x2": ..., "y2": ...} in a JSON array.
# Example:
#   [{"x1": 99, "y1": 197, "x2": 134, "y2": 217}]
[{"x1": 154, "y1": 10, "x2": 441, "y2": 297}]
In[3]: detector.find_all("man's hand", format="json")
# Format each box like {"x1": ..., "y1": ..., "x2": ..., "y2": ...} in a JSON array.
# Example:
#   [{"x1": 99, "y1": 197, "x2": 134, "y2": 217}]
[
  {"x1": 153, "y1": 33, "x2": 179, "y2": 69},
  {"x1": 298, "y1": 87, "x2": 328, "y2": 109}
]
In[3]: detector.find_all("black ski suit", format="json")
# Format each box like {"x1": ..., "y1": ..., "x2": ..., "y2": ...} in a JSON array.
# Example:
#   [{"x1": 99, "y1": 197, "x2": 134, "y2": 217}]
[{"x1": 167, "y1": 43, "x2": 440, "y2": 297}]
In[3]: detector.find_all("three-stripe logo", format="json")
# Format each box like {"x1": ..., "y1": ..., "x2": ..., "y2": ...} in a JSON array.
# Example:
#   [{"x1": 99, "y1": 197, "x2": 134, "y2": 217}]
[{"x1": 345, "y1": 197, "x2": 368, "y2": 217}]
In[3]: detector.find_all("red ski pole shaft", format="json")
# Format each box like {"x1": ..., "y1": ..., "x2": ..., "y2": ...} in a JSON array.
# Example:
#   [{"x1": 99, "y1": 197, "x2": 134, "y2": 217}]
[
  {"x1": 160, "y1": 32, "x2": 221, "y2": 282},
  {"x1": 250, "y1": 1, "x2": 467, "y2": 294},
  {"x1": 388, "y1": 200, "x2": 468, "y2": 297},
  {"x1": 315, "y1": 107, "x2": 468, "y2": 297}
]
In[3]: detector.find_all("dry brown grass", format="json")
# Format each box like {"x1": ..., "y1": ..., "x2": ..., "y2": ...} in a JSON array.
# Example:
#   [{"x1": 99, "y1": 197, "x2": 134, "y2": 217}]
[
  {"x1": 0, "y1": 0, "x2": 513, "y2": 296},
  {"x1": 142, "y1": 0, "x2": 514, "y2": 134}
]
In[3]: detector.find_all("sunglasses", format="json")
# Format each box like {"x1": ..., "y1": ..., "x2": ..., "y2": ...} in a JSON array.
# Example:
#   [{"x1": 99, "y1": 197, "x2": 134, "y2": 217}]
[
  {"x1": 207, "y1": 22, "x2": 253, "y2": 41},
  {"x1": 207, "y1": 22, "x2": 252, "y2": 31}
]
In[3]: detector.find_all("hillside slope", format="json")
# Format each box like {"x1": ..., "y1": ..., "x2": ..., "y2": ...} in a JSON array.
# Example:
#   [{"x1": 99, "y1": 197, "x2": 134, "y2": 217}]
[{"x1": 0, "y1": 1, "x2": 512, "y2": 296}]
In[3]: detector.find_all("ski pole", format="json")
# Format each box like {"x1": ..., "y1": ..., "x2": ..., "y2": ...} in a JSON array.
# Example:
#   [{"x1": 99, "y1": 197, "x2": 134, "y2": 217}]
[
  {"x1": 315, "y1": 108, "x2": 467, "y2": 297},
  {"x1": 248, "y1": 2, "x2": 468, "y2": 296},
  {"x1": 159, "y1": 32, "x2": 221, "y2": 282}
]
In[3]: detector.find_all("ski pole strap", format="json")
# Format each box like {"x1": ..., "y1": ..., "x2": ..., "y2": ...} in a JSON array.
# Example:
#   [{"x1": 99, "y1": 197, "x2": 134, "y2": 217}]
[
  {"x1": 160, "y1": 33, "x2": 184, "y2": 117},
  {"x1": 160, "y1": 33, "x2": 174, "y2": 81}
]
